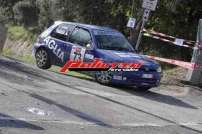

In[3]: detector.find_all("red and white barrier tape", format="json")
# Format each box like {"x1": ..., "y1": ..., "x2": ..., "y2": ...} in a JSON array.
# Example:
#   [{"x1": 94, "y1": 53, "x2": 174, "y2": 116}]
[
  {"x1": 143, "y1": 33, "x2": 193, "y2": 48},
  {"x1": 143, "y1": 29, "x2": 195, "y2": 48},
  {"x1": 146, "y1": 55, "x2": 196, "y2": 70}
]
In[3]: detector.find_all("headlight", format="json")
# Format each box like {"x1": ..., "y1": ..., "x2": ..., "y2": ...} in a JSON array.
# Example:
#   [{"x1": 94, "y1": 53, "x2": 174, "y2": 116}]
[{"x1": 157, "y1": 66, "x2": 162, "y2": 73}]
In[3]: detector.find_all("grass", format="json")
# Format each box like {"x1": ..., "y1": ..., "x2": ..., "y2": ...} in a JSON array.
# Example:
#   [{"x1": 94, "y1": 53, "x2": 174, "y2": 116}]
[
  {"x1": 7, "y1": 25, "x2": 36, "y2": 42},
  {"x1": 3, "y1": 48, "x2": 13, "y2": 56},
  {"x1": 49, "y1": 66, "x2": 93, "y2": 81},
  {"x1": 3, "y1": 48, "x2": 35, "y2": 64},
  {"x1": 17, "y1": 55, "x2": 36, "y2": 64}
]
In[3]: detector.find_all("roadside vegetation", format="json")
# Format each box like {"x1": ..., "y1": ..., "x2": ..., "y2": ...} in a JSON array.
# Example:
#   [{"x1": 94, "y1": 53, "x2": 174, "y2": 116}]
[
  {"x1": 1, "y1": 0, "x2": 201, "y2": 61},
  {"x1": 3, "y1": 25, "x2": 37, "y2": 64},
  {"x1": 0, "y1": 0, "x2": 202, "y2": 81},
  {"x1": 7, "y1": 25, "x2": 37, "y2": 42}
]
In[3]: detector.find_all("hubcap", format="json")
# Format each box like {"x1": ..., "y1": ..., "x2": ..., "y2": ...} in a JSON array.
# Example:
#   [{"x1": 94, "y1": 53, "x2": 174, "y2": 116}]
[
  {"x1": 36, "y1": 49, "x2": 48, "y2": 67},
  {"x1": 96, "y1": 71, "x2": 112, "y2": 84}
]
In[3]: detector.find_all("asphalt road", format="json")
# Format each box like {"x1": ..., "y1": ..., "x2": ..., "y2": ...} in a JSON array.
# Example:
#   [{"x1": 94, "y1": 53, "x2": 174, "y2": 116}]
[{"x1": 0, "y1": 56, "x2": 202, "y2": 134}]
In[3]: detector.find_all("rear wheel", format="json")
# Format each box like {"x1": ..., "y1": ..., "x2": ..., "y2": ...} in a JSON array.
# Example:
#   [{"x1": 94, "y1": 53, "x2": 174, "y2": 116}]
[
  {"x1": 35, "y1": 48, "x2": 51, "y2": 69},
  {"x1": 95, "y1": 71, "x2": 112, "y2": 85}
]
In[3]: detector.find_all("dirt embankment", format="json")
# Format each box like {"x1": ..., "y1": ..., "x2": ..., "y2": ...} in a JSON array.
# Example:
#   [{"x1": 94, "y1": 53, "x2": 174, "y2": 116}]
[
  {"x1": 161, "y1": 67, "x2": 187, "y2": 86},
  {"x1": 3, "y1": 38, "x2": 33, "y2": 56}
]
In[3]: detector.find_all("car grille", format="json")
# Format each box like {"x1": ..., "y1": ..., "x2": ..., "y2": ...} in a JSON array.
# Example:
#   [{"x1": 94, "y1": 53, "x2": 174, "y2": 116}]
[{"x1": 139, "y1": 66, "x2": 157, "y2": 72}]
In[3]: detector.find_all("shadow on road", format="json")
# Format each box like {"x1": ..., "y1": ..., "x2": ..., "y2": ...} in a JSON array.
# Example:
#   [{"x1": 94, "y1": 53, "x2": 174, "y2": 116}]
[
  {"x1": 52, "y1": 69, "x2": 198, "y2": 110},
  {"x1": 113, "y1": 86, "x2": 198, "y2": 110},
  {"x1": 35, "y1": 77, "x2": 198, "y2": 125},
  {"x1": 0, "y1": 113, "x2": 44, "y2": 130},
  {"x1": 24, "y1": 92, "x2": 112, "y2": 128},
  {"x1": 49, "y1": 67, "x2": 198, "y2": 109},
  {"x1": 49, "y1": 72, "x2": 198, "y2": 110}
]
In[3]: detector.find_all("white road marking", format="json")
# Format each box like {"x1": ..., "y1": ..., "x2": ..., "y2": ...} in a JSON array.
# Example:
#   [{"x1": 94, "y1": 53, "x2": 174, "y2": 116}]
[{"x1": 27, "y1": 107, "x2": 52, "y2": 116}]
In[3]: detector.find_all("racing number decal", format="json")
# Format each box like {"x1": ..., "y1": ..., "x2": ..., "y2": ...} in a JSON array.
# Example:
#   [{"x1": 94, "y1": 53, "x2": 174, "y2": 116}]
[
  {"x1": 73, "y1": 48, "x2": 82, "y2": 60},
  {"x1": 70, "y1": 46, "x2": 86, "y2": 61}
]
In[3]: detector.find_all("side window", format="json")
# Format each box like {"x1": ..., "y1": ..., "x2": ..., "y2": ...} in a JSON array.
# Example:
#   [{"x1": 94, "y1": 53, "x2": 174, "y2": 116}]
[
  {"x1": 51, "y1": 24, "x2": 73, "y2": 41},
  {"x1": 69, "y1": 28, "x2": 92, "y2": 47}
]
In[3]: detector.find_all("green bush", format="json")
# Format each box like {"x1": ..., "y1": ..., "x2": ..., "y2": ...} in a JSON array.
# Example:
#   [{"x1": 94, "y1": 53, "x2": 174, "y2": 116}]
[{"x1": 7, "y1": 25, "x2": 36, "y2": 41}]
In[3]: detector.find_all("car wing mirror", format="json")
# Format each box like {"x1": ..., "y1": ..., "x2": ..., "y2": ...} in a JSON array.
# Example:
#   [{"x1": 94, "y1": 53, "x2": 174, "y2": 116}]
[
  {"x1": 86, "y1": 43, "x2": 91, "y2": 49},
  {"x1": 86, "y1": 41, "x2": 94, "y2": 50}
]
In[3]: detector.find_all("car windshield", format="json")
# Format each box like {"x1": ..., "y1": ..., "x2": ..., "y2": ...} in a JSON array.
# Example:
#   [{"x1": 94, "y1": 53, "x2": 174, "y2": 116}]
[{"x1": 94, "y1": 31, "x2": 134, "y2": 52}]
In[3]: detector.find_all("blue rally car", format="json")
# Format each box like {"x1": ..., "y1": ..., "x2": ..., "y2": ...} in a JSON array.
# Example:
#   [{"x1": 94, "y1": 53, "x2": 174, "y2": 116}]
[{"x1": 33, "y1": 21, "x2": 162, "y2": 90}]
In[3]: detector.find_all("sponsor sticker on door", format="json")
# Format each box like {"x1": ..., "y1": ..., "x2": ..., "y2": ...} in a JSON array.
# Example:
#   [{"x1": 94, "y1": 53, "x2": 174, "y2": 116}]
[{"x1": 70, "y1": 46, "x2": 86, "y2": 61}]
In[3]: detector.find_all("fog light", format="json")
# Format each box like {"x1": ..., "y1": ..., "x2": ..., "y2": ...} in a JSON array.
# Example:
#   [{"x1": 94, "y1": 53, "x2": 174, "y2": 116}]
[{"x1": 157, "y1": 66, "x2": 162, "y2": 73}]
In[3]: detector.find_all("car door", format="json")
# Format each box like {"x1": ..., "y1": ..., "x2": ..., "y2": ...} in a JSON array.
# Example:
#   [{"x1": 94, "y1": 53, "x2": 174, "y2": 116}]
[
  {"x1": 47, "y1": 24, "x2": 75, "y2": 66},
  {"x1": 68, "y1": 27, "x2": 95, "y2": 62}
]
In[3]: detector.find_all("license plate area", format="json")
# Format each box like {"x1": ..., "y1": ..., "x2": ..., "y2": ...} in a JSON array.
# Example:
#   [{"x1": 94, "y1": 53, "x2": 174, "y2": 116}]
[{"x1": 142, "y1": 74, "x2": 153, "y2": 79}]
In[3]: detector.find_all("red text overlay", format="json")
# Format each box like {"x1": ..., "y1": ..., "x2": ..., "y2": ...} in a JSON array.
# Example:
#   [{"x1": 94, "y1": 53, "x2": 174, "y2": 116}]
[{"x1": 60, "y1": 59, "x2": 142, "y2": 73}]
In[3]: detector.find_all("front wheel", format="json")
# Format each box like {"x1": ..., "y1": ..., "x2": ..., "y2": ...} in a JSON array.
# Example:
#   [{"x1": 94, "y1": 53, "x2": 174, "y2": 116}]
[
  {"x1": 35, "y1": 48, "x2": 51, "y2": 69},
  {"x1": 136, "y1": 87, "x2": 151, "y2": 92},
  {"x1": 95, "y1": 71, "x2": 112, "y2": 85}
]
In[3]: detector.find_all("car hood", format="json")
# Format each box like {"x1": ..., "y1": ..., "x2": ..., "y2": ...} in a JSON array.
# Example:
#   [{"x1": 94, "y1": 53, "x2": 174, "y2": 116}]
[{"x1": 95, "y1": 49, "x2": 159, "y2": 69}]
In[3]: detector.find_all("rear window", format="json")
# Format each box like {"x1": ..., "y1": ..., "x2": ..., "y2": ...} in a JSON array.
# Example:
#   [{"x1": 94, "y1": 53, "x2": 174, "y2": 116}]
[
  {"x1": 40, "y1": 24, "x2": 57, "y2": 38},
  {"x1": 50, "y1": 24, "x2": 75, "y2": 41}
]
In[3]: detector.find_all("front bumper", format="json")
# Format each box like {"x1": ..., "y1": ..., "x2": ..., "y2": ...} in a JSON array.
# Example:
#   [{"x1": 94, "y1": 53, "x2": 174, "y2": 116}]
[{"x1": 111, "y1": 70, "x2": 161, "y2": 87}]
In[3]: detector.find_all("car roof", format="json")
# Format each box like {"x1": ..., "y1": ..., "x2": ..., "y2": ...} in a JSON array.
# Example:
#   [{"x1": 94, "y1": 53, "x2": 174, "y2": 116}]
[{"x1": 55, "y1": 21, "x2": 119, "y2": 32}]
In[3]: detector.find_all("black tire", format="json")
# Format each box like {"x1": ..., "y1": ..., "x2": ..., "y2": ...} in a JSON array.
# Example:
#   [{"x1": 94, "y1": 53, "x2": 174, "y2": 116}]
[
  {"x1": 136, "y1": 87, "x2": 151, "y2": 92},
  {"x1": 35, "y1": 48, "x2": 51, "y2": 69},
  {"x1": 95, "y1": 71, "x2": 112, "y2": 85}
]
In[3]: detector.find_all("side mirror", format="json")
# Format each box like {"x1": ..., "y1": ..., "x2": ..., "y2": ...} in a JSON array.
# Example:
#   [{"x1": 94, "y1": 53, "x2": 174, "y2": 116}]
[
  {"x1": 86, "y1": 42, "x2": 94, "y2": 50},
  {"x1": 86, "y1": 43, "x2": 91, "y2": 49}
]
